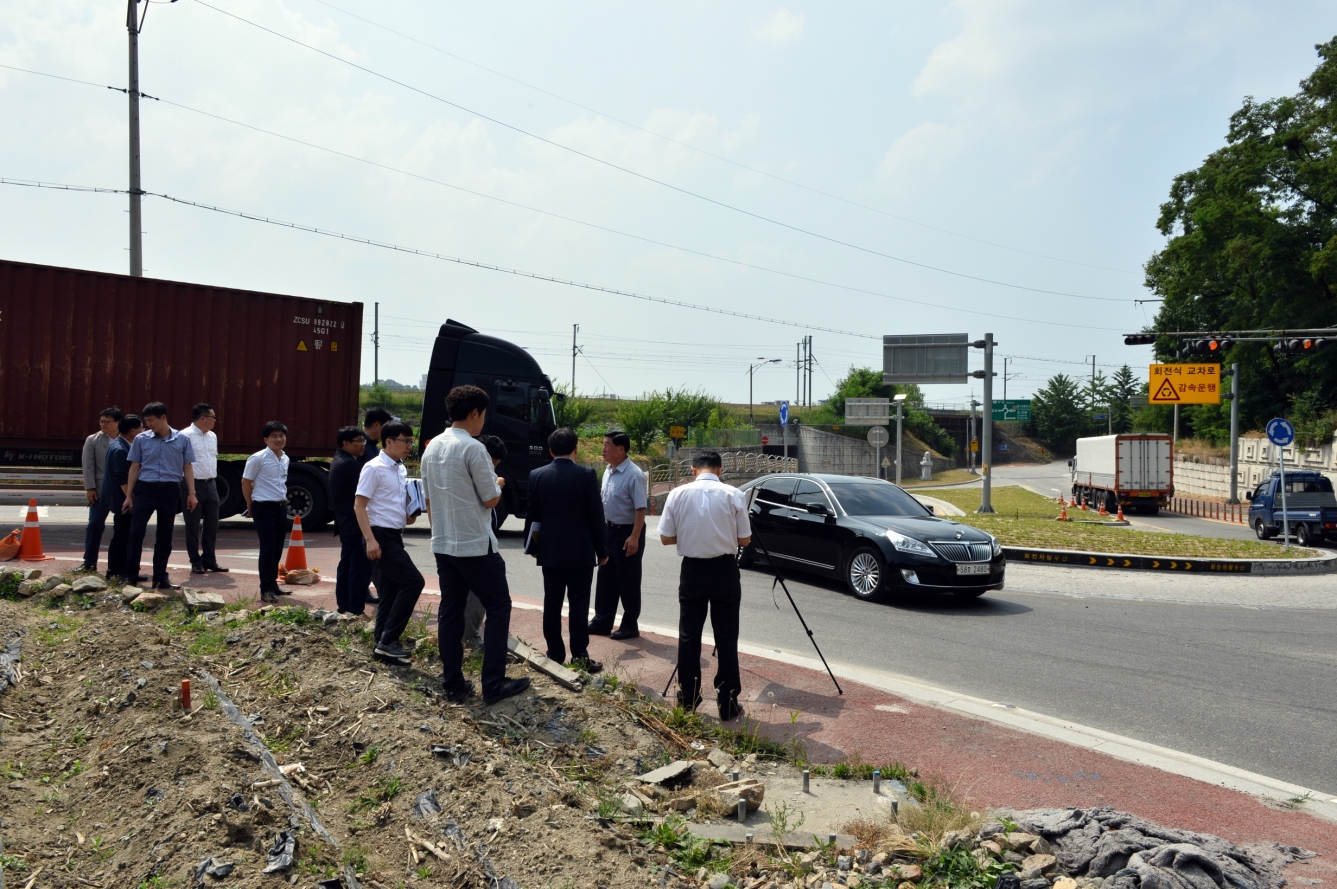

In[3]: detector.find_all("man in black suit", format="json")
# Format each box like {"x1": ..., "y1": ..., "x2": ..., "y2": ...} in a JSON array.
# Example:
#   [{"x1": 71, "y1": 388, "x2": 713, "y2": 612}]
[{"x1": 525, "y1": 427, "x2": 608, "y2": 672}]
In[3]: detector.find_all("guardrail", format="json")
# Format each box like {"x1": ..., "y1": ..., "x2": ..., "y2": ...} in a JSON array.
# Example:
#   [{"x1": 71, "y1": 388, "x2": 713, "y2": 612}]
[{"x1": 1165, "y1": 497, "x2": 1247, "y2": 524}]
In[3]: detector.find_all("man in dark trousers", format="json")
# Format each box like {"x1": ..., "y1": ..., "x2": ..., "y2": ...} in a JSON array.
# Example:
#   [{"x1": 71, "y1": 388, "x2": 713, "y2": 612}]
[
  {"x1": 242, "y1": 421, "x2": 291, "y2": 603},
  {"x1": 524, "y1": 427, "x2": 608, "y2": 672},
  {"x1": 356, "y1": 407, "x2": 393, "y2": 605},
  {"x1": 658, "y1": 451, "x2": 752, "y2": 722},
  {"x1": 588, "y1": 430, "x2": 647, "y2": 640},
  {"x1": 122, "y1": 402, "x2": 198, "y2": 590},
  {"x1": 330, "y1": 426, "x2": 371, "y2": 616},
  {"x1": 80, "y1": 406, "x2": 123, "y2": 571},
  {"x1": 354, "y1": 421, "x2": 423, "y2": 664},
  {"x1": 102, "y1": 414, "x2": 142, "y2": 581},
  {"x1": 183, "y1": 403, "x2": 227, "y2": 574}
]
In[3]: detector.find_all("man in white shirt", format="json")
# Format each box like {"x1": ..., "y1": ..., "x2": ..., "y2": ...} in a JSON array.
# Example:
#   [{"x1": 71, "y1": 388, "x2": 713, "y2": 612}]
[
  {"x1": 354, "y1": 421, "x2": 423, "y2": 665},
  {"x1": 658, "y1": 450, "x2": 752, "y2": 722},
  {"x1": 183, "y1": 403, "x2": 228, "y2": 574},
  {"x1": 420, "y1": 385, "x2": 529, "y2": 705},
  {"x1": 242, "y1": 421, "x2": 291, "y2": 603}
]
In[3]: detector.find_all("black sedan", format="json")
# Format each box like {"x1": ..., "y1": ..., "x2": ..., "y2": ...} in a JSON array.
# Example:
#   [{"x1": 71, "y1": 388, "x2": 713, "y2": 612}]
[{"x1": 736, "y1": 473, "x2": 1005, "y2": 601}]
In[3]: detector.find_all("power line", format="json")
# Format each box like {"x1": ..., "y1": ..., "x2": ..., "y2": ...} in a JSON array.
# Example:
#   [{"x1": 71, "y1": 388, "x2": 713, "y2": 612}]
[
  {"x1": 190, "y1": 0, "x2": 1135, "y2": 304},
  {"x1": 1, "y1": 61, "x2": 1134, "y2": 324},
  {"x1": 0, "y1": 176, "x2": 1127, "y2": 333},
  {"x1": 301, "y1": 0, "x2": 1134, "y2": 276}
]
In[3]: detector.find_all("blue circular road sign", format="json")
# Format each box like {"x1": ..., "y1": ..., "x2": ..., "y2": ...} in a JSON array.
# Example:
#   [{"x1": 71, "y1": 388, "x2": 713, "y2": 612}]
[
  {"x1": 779, "y1": 401, "x2": 790, "y2": 427},
  {"x1": 1266, "y1": 418, "x2": 1295, "y2": 447}
]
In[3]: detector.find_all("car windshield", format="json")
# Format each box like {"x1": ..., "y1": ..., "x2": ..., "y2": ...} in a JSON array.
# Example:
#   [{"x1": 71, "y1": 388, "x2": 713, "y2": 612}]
[{"x1": 828, "y1": 482, "x2": 928, "y2": 517}]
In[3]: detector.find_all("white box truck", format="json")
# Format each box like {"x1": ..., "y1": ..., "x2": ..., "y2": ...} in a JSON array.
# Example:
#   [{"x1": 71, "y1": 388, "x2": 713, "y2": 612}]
[{"x1": 1069, "y1": 434, "x2": 1174, "y2": 514}]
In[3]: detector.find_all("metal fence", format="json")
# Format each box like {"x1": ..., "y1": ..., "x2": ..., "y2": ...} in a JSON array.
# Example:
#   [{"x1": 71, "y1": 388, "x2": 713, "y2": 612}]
[
  {"x1": 684, "y1": 428, "x2": 763, "y2": 448},
  {"x1": 1166, "y1": 497, "x2": 1248, "y2": 524},
  {"x1": 648, "y1": 452, "x2": 798, "y2": 487}
]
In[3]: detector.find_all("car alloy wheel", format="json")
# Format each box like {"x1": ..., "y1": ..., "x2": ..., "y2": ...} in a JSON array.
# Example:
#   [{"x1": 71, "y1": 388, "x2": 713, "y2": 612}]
[{"x1": 845, "y1": 546, "x2": 886, "y2": 600}]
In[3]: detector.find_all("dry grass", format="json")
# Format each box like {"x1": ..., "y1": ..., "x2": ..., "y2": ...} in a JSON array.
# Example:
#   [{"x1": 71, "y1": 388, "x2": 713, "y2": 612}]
[{"x1": 894, "y1": 778, "x2": 982, "y2": 847}]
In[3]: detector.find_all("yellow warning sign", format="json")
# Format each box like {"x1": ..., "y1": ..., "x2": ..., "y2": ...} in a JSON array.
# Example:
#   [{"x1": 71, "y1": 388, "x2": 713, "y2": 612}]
[
  {"x1": 1148, "y1": 363, "x2": 1220, "y2": 404},
  {"x1": 297, "y1": 340, "x2": 308, "y2": 352},
  {"x1": 330, "y1": 342, "x2": 338, "y2": 352}
]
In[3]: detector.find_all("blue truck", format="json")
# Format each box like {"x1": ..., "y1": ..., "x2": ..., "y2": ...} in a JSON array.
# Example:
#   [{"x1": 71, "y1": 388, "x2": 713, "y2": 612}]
[{"x1": 1246, "y1": 470, "x2": 1337, "y2": 546}]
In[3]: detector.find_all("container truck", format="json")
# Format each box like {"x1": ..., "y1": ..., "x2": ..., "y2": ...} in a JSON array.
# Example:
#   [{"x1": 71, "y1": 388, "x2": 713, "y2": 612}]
[
  {"x1": 0, "y1": 259, "x2": 557, "y2": 528},
  {"x1": 1069, "y1": 433, "x2": 1174, "y2": 514}
]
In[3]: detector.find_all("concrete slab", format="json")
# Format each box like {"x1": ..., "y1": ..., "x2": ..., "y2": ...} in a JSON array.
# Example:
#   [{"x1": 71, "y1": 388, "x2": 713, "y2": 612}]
[
  {"x1": 637, "y1": 760, "x2": 695, "y2": 785},
  {"x1": 507, "y1": 637, "x2": 583, "y2": 691},
  {"x1": 686, "y1": 821, "x2": 855, "y2": 850}
]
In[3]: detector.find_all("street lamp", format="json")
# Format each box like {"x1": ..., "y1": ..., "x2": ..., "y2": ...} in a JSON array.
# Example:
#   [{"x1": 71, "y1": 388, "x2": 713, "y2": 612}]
[
  {"x1": 893, "y1": 393, "x2": 907, "y2": 485},
  {"x1": 748, "y1": 358, "x2": 782, "y2": 424}
]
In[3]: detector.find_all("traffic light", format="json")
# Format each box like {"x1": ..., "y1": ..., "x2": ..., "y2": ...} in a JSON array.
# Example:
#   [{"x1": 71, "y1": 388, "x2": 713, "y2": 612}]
[
  {"x1": 1274, "y1": 337, "x2": 1327, "y2": 354},
  {"x1": 1124, "y1": 334, "x2": 1157, "y2": 346},
  {"x1": 1179, "y1": 337, "x2": 1231, "y2": 359}
]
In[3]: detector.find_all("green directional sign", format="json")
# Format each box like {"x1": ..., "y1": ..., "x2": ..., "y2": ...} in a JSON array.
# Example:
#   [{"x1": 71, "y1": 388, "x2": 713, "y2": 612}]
[{"x1": 992, "y1": 399, "x2": 1031, "y2": 422}]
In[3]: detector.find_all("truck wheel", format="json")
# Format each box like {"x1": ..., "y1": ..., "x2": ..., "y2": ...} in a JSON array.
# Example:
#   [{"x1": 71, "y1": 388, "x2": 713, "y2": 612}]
[
  {"x1": 286, "y1": 466, "x2": 330, "y2": 530},
  {"x1": 216, "y1": 462, "x2": 246, "y2": 519},
  {"x1": 1296, "y1": 523, "x2": 1314, "y2": 547},
  {"x1": 1253, "y1": 518, "x2": 1274, "y2": 541}
]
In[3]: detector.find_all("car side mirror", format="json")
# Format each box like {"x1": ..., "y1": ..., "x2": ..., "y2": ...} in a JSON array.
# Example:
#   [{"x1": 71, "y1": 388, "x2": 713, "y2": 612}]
[
  {"x1": 926, "y1": 505, "x2": 936, "y2": 515},
  {"x1": 805, "y1": 502, "x2": 829, "y2": 516}
]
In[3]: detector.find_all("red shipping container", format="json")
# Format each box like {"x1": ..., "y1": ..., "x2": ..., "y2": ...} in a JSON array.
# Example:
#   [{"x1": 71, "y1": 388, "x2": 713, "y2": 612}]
[{"x1": 0, "y1": 258, "x2": 363, "y2": 461}]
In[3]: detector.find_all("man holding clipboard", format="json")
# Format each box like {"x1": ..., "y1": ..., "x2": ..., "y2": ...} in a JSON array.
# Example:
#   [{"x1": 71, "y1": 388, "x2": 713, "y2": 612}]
[{"x1": 524, "y1": 428, "x2": 608, "y2": 672}]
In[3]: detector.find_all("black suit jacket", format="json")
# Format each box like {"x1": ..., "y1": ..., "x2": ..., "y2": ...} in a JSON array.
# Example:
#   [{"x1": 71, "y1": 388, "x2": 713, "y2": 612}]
[
  {"x1": 328, "y1": 449, "x2": 362, "y2": 530},
  {"x1": 524, "y1": 458, "x2": 607, "y2": 568}
]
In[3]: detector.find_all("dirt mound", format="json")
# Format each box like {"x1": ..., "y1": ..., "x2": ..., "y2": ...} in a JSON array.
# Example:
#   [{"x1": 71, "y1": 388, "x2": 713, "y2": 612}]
[{"x1": 0, "y1": 590, "x2": 691, "y2": 888}]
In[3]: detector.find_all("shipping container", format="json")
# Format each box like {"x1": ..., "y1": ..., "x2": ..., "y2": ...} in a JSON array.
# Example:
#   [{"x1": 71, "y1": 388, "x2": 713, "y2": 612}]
[
  {"x1": 1070, "y1": 433, "x2": 1174, "y2": 514},
  {"x1": 0, "y1": 258, "x2": 363, "y2": 524}
]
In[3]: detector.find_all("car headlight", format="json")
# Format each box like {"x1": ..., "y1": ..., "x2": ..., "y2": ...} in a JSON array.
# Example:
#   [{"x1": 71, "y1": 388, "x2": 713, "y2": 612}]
[
  {"x1": 990, "y1": 535, "x2": 1002, "y2": 557},
  {"x1": 885, "y1": 529, "x2": 935, "y2": 557}
]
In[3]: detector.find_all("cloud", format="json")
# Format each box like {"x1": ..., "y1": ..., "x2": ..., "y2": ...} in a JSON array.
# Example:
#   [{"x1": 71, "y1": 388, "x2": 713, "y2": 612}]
[{"x1": 754, "y1": 8, "x2": 805, "y2": 46}]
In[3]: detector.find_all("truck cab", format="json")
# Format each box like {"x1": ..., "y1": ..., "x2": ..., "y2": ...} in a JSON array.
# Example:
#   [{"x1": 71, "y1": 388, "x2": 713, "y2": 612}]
[
  {"x1": 1246, "y1": 471, "x2": 1337, "y2": 546},
  {"x1": 419, "y1": 320, "x2": 559, "y2": 526}
]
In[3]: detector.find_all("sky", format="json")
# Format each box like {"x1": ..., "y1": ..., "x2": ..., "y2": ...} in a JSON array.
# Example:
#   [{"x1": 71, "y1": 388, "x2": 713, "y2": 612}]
[{"x1": 2, "y1": 1, "x2": 1335, "y2": 407}]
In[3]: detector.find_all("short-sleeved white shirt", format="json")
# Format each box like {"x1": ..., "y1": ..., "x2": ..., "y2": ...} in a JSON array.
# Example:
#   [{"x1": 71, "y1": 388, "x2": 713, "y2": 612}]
[
  {"x1": 242, "y1": 448, "x2": 289, "y2": 502},
  {"x1": 356, "y1": 450, "x2": 408, "y2": 530},
  {"x1": 658, "y1": 473, "x2": 752, "y2": 559}
]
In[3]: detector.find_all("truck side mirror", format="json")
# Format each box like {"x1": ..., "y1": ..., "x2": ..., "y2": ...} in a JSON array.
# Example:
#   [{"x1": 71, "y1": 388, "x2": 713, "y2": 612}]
[
  {"x1": 553, "y1": 392, "x2": 567, "y2": 402},
  {"x1": 1244, "y1": 491, "x2": 1252, "y2": 501},
  {"x1": 537, "y1": 388, "x2": 551, "y2": 401}
]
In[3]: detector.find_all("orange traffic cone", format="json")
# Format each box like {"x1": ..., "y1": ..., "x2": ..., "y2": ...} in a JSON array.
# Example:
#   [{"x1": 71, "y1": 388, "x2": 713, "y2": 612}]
[
  {"x1": 283, "y1": 514, "x2": 309, "y2": 571},
  {"x1": 1098, "y1": 498, "x2": 1109, "y2": 516},
  {"x1": 1116, "y1": 503, "x2": 1126, "y2": 522},
  {"x1": 18, "y1": 498, "x2": 53, "y2": 561},
  {"x1": 1057, "y1": 500, "x2": 1069, "y2": 522},
  {"x1": 1079, "y1": 494, "x2": 1087, "y2": 511}
]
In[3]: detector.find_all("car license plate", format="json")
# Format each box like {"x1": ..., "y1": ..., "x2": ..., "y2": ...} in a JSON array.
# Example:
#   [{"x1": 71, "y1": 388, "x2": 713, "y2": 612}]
[{"x1": 956, "y1": 564, "x2": 990, "y2": 576}]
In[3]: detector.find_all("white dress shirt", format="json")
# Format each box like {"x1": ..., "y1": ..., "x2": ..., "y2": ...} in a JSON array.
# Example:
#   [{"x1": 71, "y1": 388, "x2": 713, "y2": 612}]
[
  {"x1": 356, "y1": 450, "x2": 409, "y2": 529},
  {"x1": 420, "y1": 428, "x2": 501, "y2": 557},
  {"x1": 243, "y1": 448, "x2": 290, "y2": 502},
  {"x1": 183, "y1": 423, "x2": 219, "y2": 480},
  {"x1": 658, "y1": 473, "x2": 752, "y2": 559}
]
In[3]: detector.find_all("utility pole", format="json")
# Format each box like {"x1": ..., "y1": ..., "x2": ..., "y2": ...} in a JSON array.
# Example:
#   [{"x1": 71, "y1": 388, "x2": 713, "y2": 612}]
[
  {"x1": 572, "y1": 323, "x2": 579, "y2": 392},
  {"x1": 127, "y1": 0, "x2": 144, "y2": 276},
  {"x1": 373, "y1": 302, "x2": 379, "y2": 386},
  {"x1": 1003, "y1": 357, "x2": 1008, "y2": 402},
  {"x1": 1227, "y1": 362, "x2": 1241, "y2": 503},
  {"x1": 796, "y1": 342, "x2": 801, "y2": 405},
  {"x1": 806, "y1": 336, "x2": 814, "y2": 407},
  {"x1": 980, "y1": 333, "x2": 995, "y2": 513}
]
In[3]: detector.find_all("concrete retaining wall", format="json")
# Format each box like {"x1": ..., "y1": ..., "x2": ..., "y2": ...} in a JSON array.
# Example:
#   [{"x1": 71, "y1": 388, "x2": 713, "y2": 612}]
[
  {"x1": 1173, "y1": 433, "x2": 1337, "y2": 498},
  {"x1": 755, "y1": 424, "x2": 954, "y2": 480}
]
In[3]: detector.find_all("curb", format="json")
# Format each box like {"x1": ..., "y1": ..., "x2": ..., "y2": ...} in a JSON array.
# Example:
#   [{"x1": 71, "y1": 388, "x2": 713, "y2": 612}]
[{"x1": 1002, "y1": 545, "x2": 1337, "y2": 575}]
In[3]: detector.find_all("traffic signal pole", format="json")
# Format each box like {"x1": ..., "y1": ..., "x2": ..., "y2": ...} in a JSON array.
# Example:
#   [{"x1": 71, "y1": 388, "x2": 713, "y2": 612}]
[
  {"x1": 1227, "y1": 362, "x2": 1240, "y2": 504},
  {"x1": 980, "y1": 333, "x2": 994, "y2": 513}
]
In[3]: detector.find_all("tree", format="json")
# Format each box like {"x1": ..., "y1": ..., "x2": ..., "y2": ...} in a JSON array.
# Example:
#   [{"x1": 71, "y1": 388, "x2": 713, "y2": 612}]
[
  {"x1": 1110, "y1": 365, "x2": 1139, "y2": 433},
  {"x1": 1029, "y1": 374, "x2": 1088, "y2": 455},
  {"x1": 815, "y1": 367, "x2": 953, "y2": 456},
  {"x1": 1144, "y1": 38, "x2": 1337, "y2": 428}
]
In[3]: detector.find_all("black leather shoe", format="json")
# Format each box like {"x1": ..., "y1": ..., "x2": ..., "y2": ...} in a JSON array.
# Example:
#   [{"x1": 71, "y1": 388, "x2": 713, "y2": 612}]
[
  {"x1": 204, "y1": 564, "x2": 230, "y2": 573},
  {"x1": 261, "y1": 590, "x2": 279, "y2": 603},
  {"x1": 191, "y1": 564, "x2": 207, "y2": 575},
  {"x1": 718, "y1": 698, "x2": 746, "y2": 722},
  {"x1": 483, "y1": 677, "x2": 530, "y2": 705},
  {"x1": 365, "y1": 594, "x2": 381, "y2": 605},
  {"x1": 571, "y1": 657, "x2": 603, "y2": 675},
  {"x1": 586, "y1": 624, "x2": 612, "y2": 636},
  {"x1": 152, "y1": 581, "x2": 181, "y2": 592},
  {"x1": 610, "y1": 627, "x2": 639, "y2": 641},
  {"x1": 443, "y1": 681, "x2": 475, "y2": 703}
]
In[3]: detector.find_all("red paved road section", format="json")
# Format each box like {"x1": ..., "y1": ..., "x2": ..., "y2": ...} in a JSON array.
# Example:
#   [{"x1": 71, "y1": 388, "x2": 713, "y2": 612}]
[{"x1": 34, "y1": 530, "x2": 1337, "y2": 880}]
